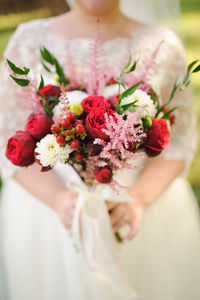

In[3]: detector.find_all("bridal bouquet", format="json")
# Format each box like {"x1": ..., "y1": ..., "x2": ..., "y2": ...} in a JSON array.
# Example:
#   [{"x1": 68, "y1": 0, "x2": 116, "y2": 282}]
[{"x1": 4, "y1": 42, "x2": 200, "y2": 190}]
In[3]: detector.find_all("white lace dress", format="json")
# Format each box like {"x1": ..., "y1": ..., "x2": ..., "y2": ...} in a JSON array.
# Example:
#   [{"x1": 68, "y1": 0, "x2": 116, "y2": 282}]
[{"x1": 0, "y1": 18, "x2": 200, "y2": 300}]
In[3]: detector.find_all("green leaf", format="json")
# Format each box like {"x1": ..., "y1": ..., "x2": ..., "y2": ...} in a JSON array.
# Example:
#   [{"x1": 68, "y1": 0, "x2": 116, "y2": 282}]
[
  {"x1": 120, "y1": 81, "x2": 142, "y2": 100},
  {"x1": 192, "y1": 64, "x2": 200, "y2": 73},
  {"x1": 42, "y1": 62, "x2": 52, "y2": 73},
  {"x1": 167, "y1": 80, "x2": 180, "y2": 104},
  {"x1": 10, "y1": 75, "x2": 30, "y2": 86},
  {"x1": 116, "y1": 103, "x2": 122, "y2": 114},
  {"x1": 44, "y1": 105, "x2": 53, "y2": 117},
  {"x1": 162, "y1": 107, "x2": 178, "y2": 120},
  {"x1": 114, "y1": 76, "x2": 126, "y2": 89},
  {"x1": 120, "y1": 101, "x2": 137, "y2": 111},
  {"x1": 38, "y1": 75, "x2": 44, "y2": 90},
  {"x1": 124, "y1": 55, "x2": 132, "y2": 70},
  {"x1": 7, "y1": 59, "x2": 29, "y2": 75},
  {"x1": 126, "y1": 60, "x2": 138, "y2": 74},
  {"x1": 187, "y1": 60, "x2": 199, "y2": 73}
]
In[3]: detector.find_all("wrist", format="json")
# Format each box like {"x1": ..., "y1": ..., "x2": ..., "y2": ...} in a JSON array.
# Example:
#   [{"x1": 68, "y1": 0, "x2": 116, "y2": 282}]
[{"x1": 52, "y1": 188, "x2": 68, "y2": 212}]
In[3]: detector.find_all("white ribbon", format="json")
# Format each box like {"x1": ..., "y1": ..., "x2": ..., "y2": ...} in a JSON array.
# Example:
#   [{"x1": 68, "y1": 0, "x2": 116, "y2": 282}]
[{"x1": 67, "y1": 180, "x2": 138, "y2": 300}]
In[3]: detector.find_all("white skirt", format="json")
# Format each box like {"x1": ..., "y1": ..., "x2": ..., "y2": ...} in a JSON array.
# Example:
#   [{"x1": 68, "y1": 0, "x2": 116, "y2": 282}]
[{"x1": 0, "y1": 170, "x2": 200, "y2": 300}]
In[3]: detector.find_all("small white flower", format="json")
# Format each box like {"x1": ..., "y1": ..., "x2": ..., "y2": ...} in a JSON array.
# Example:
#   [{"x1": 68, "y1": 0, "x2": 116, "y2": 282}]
[
  {"x1": 53, "y1": 90, "x2": 88, "y2": 118},
  {"x1": 121, "y1": 89, "x2": 156, "y2": 117},
  {"x1": 35, "y1": 134, "x2": 72, "y2": 168},
  {"x1": 102, "y1": 84, "x2": 126, "y2": 99}
]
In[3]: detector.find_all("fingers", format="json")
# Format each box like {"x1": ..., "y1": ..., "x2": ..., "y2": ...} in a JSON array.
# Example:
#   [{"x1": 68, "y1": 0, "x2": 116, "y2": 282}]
[
  {"x1": 121, "y1": 222, "x2": 138, "y2": 243},
  {"x1": 112, "y1": 219, "x2": 126, "y2": 233},
  {"x1": 106, "y1": 201, "x2": 118, "y2": 211},
  {"x1": 109, "y1": 205, "x2": 125, "y2": 226}
]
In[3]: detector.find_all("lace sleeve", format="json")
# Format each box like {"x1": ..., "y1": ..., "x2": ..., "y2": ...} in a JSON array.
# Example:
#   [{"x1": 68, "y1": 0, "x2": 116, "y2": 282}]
[
  {"x1": 150, "y1": 27, "x2": 197, "y2": 167},
  {"x1": 0, "y1": 24, "x2": 32, "y2": 180}
]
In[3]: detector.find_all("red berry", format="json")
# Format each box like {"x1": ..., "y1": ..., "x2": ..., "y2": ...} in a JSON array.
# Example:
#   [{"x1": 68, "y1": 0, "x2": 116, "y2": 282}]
[
  {"x1": 60, "y1": 118, "x2": 71, "y2": 129},
  {"x1": 75, "y1": 120, "x2": 84, "y2": 126},
  {"x1": 74, "y1": 152, "x2": 84, "y2": 161},
  {"x1": 65, "y1": 130, "x2": 72, "y2": 136},
  {"x1": 70, "y1": 139, "x2": 81, "y2": 150},
  {"x1": 56, "y1": 135, "x2": 66, "y2": 145},
  {"x1": 51, "y1": 124, "x2": 60, "y2": 134},
  {"x1": 75, "y1": 124, "x2": 85, "y2": 135}
]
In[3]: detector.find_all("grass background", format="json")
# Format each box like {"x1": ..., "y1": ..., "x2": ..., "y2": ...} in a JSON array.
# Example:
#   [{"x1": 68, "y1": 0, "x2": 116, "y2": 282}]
[{"x1": 0, "y1": 1, "x2": 199, "y2": 203}]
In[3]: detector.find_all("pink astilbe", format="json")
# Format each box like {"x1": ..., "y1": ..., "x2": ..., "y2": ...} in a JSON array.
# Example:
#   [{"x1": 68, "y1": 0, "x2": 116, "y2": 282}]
[
  {"x1": 85, "y1": 20, "x2": 107, "y2": 95},
  {"x1": 22, "y1": 76, "x2": 44, "y2": 114},
  {"x1": 95, "y1": 109, "x2": 146, "y2": 168},
  {"x1": 55, "y1": 84, "x2": 70, "y2": 122},
  {"x1": 83, "y1": 109, "x2": 146, "y2": 189}
]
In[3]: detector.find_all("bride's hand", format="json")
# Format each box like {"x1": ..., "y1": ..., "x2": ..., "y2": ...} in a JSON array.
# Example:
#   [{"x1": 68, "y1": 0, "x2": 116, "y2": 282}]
[
  {"x1": 106, "y1": 200, "x2": 145, "y2": 243},
  {"x1": 54, "y1": 190, "x2": 79, "y2": 232}
]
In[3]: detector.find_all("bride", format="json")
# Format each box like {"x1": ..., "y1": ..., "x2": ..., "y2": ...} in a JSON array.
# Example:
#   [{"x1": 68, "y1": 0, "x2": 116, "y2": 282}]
[{"x1": 0, "y1": 0, "x2": 200, "y2": 299}]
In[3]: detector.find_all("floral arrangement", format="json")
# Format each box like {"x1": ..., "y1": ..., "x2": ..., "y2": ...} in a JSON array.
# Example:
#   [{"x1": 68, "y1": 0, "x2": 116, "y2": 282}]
[{"x1": 4, "y1": 39, "x2": 200, "y2": 190}]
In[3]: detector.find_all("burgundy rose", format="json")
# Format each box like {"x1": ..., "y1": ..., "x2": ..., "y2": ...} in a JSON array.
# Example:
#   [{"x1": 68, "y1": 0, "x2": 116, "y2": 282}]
[
  {"x1": 94, "y1": 166, "x2": 113, "y2": 184},
  {"x1": 81, "y1": 96, "x2": 110, "y2": 113},
  {"x1": 26, "y1": 113, "x2": 53, "y2": 140},
  {"x1": 6, "y1": 131, "x2": 36, "y2": 166},
  {"x1": 39, "y1": 85, "x2": 61, "y2": 98},
  {"x1": 85, "y1": 108, "x2": 116, "y2": 140},
  {"x1": 144, "y1": 118, "x2": 170, "y2": 156},
  {"x1": 85, "y1": 141, "x2": 103, "y2": 156}
]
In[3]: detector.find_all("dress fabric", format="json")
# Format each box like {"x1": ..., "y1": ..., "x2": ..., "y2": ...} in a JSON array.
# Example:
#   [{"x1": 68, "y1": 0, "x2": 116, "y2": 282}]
[{"x1": 0, "y1": 18, "x2": 200, "y2": 300}]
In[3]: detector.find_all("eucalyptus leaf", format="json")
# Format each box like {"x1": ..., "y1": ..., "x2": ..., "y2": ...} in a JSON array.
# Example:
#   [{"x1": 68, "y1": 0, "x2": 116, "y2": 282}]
[
  {"x1": 192, "y1": 64, "x2": 200, "y2": 73},
  {"x1": 42, "y1": 62, "x2": 52, "y2": 73},
  {"x1": 10, "y1": 75, "x2": 30, "y2": 86},
  {"x1": 7, "y1": 59, "x2": 28, "y2": 75},
  {"x1": 38, "y1": 75, "x2": 44, "y2": 90}
]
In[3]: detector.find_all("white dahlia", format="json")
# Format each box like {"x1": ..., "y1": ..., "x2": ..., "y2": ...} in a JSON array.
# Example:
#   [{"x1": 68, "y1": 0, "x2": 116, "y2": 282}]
[
  {"x1": 53, "y1": 90, "x2": 88, "y2": 118},
  {"x1": 121, "y1": 89, "x2": 156, "y2": 117},
  {"x1": 35, "y1": 134, "x2": 72, "y2": 168}
]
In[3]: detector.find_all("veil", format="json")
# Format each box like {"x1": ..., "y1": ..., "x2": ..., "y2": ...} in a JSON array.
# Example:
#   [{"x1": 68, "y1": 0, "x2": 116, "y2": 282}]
[{"x1": 120, "y1": 0, "x2": 181, "y2": 24}]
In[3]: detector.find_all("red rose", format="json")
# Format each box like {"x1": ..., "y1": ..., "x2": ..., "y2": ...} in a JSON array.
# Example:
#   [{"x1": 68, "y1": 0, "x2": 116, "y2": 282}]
[
  {"x1": 85, "y1": 108, "x2": 116, "y2": 140},
  {"x1": 6, "y1": 131, "x2": 36, "y2": 166},
  {"x1": 26, "y1": 113, "x2": 53, "y2": 140},
  {"x1": 94, "y1": 166, "x2": 113, "y2": 184},
  {"x1": 145, "y1": 118, "x2": 170, "y2": 155},
  {"x1": 39, "y1": 85, "x2": 61, "y2": 98},
  {"x1": 108, "y1": 95, "x2": 119, "y2": 109},
  {"x1": 81, "y1": 96, "x2": 110, "y2": 113}
]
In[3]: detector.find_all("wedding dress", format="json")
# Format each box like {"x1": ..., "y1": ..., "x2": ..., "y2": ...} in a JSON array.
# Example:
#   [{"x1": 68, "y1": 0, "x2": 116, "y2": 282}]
[{"x1": 0, "y1": 18, "x2": 200, "y2": 300}]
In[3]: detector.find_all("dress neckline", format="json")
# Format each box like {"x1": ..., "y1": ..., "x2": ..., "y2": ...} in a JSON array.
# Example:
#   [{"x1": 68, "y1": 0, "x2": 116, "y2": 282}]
[{"x1": 41, "y1": 16, "x2": 155, "y2": 46}]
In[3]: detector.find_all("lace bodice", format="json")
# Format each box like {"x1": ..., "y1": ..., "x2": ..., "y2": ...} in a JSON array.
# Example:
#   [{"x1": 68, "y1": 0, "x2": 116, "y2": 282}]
[{"x1": 0, "y1": 18, "x2": 196, "y2": 180}]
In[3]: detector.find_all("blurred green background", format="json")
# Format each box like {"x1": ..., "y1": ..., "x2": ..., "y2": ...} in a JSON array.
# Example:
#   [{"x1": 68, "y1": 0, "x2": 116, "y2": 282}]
[{"x1": 0, "y1": 0, "x2": 199, "y2": 204}]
